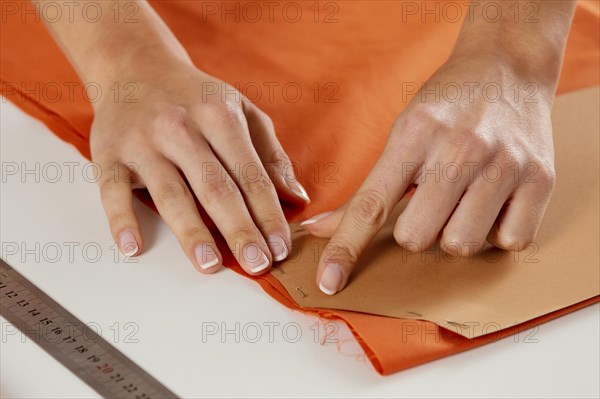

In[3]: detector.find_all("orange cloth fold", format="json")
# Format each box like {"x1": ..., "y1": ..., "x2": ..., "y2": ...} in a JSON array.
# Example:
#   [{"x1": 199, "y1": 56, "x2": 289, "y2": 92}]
[{"x1": 1, "y1": 0, "x2": 598, "y2": 375}]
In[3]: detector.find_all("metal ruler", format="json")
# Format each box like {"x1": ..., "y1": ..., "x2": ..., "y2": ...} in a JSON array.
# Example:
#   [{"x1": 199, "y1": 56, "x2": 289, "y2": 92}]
[{"x1": 0, "y1": 259, "x2": 178, "y2": 398}]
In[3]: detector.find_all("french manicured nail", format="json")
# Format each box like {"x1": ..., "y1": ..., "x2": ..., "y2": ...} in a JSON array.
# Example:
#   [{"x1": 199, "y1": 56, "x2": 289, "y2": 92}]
[
  {"x1": 288, "y1": 180, "x2": 310, "y2": 203},
  {"x1": 242, "y1": 243, "x2": 271, "y2": 273},
  {"x1": 319, "y1": 263, "x2": 344, "y2": 295},
  {"x1": 300, "y1": 211, "x2": 333, "y2": 227},
  {"x1": 195, "y1": 243, "x2": 220, "y2": 270},
  {"x1": 119, "y1": 231, "x2": 139, "y2": 256},
  {"x1": 268, "y1": 234, "x2": 289, "y2": 262}
]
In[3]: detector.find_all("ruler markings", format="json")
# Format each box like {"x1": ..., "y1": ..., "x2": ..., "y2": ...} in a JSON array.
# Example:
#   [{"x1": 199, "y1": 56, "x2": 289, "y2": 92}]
[{"x1": 0, "y1": 258, "x2": 178, "y2": 398}]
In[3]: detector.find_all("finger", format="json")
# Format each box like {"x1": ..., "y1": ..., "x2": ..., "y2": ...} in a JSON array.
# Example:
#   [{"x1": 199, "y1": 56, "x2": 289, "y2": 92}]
[
  {"x1": 487, "y1": 166, "x2": 555, "y2": 251},
  {"x1": 393, "y1": 158, "x2": 473, "y2": 252},
  {"x1": 300, "y1": 185, "x2": 417, "y2": 237},
  {"x1": 200, "y1": 103, "x2": 291, "y2": 263},
  {"x1": 300, "y1": 207, "x2": 345, "y2": 237},
  {"x1": 316, "y1": 143, "x2": 419, "y2": 295},
  {"x1": 96, "y1": 160, "x2": 143, "y2": 257},
  {"x1": 140, "y1": 156, "x2": 222, "y2": 273},
  {"x1": 440, "y1": 175, "x2": 515, "y2": 256},
  {"x1": 157, "y1": 129, "x2": 273, "y2": 275},
  {"x1": 243, "y1": 101, "x2": 310, "y2": 204}
]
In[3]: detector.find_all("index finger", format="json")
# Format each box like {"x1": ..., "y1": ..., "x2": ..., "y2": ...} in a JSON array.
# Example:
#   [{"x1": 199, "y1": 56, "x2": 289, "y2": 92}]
[{"x1": 316, "y1": 145, "x2": 418, "y2": 295}]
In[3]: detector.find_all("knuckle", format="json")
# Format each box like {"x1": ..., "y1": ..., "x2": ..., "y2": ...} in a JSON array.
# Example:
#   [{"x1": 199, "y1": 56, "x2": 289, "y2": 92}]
[
  {"x1": 446, "y1": 128, "x2": 496, "y2": 163},
  {"x1": 440, "y1": 231, "x2": 483, "y2": 256},
  {"x1": 533, "y1": 163, "x2": 556, "y2": 191},
  {"x1": 350, "y1": 189, "x2": 388, "y2": 228},
  {"x1": 393, "y1": 217, "x2": 433, "y2": 250},
  {"x1": 260, "y1": 118, "x2": 276, "y2": 137},
  {"x1": 109, "y1": 212, "x2": 133, "y2": 230},
  {"x1": 323, "y1": 238, "x2": 360, "y2": 266},
  {"x1": 97, "y1": 164, "x2": 132, "y2": 193},
  {"x1": 240, "y1": 172, "x2": 274, "y2": 197},
  {"x1": 98, "y1": 176, "x2": 116, "y2": 196},
  {"x1": 154, "y1": 105, "x2": 187, "y2": 132},
  {"x1": 179, "y1": 226, "x2": 209, "y2": 246},
  {"x1": 156, "y1": 181, "x2": 189, "y2": 206},
  {"x1": 206, "y1": 100, "x2": 245, "y2": 128},
  {"x1": 201, "y1": 173, "x2": 241, "y2": 204},
  {"x1": 266, "y1": 148, "x2": 290, "y2": 167},
  {"x1": 257, "y1": 215, "x2": 286, "y2": 233},
  {"x1": 262, "y1": 114, "x2": 274, "y2": 129},
  {"x1": 440, "y1": 230, "x2": 464, "y2": 249},
  {"x1": 253, "y1": 106, "x2": 274, "y2": 127},
  {"x1": 440, "y1": 240, "x2": 461, "y2": 257},
  {"x1": 493, "y1": 231, "x2": 535, "y2": 251},
  {"x1": 495, "y1": 152, "x2": 521, "y2": 172},
  {"x1": 229, "y1": 226, "x2": 261, "y2": 250},
  {"x1": 468, "y1": 130, "x2": 495, "y2": 153},
  {"x1": 263, "y1": 149, "x2": 293, "y2": 181},
  {"x1": 391, "y1": 112, "x2": 426, "y2": 145}
]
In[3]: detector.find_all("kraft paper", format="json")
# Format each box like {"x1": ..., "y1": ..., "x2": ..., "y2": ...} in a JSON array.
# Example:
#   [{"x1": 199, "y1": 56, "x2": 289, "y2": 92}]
[{"x1": 271, "y1": 87, "x2": 600, "y2": 339}]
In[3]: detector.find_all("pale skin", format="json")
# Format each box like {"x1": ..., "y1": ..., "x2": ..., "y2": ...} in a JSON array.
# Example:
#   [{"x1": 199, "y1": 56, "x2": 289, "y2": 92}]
[{"x1": 38, "y1": 1, "x2": 576, "y2": 294}]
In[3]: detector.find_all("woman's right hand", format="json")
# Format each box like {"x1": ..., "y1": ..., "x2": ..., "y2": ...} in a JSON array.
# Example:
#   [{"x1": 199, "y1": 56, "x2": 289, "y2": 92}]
[{"x1": 90, "y1": 59, "x2": 309, "y2": 274}]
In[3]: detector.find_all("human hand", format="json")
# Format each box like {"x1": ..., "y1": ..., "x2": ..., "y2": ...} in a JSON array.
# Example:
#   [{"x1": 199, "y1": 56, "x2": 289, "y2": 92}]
[
  {"x1": 302, "y1": 55, "x2": 557, "y2": 295},
  {"x1": 91, "y1": 59, "x2": 309, "y2": 274}
]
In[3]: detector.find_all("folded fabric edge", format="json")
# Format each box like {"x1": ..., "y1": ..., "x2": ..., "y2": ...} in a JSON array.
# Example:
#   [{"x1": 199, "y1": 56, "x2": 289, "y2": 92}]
[
  {"x1": 3, "y1": 84, "x2": 598, "y2": 376},
  {"x1": 254, "y1": 271, "x2": 600, "y2": 376},
  {"x1": 1, "y1": 82, "x2": 91, "y2": 158}
]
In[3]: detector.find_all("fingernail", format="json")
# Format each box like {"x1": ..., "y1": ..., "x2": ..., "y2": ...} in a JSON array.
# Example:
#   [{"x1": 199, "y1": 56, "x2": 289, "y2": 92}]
[
  {"x1": 288, "y1": 180, "x2": 310, "y2": 203},
  {"x1": 195, "y1": 243, "x2": 220, "y2": 270},
  {"x1": 319, "y1": 263, "x2": 344, "y2": 295},
  {"x1": 300, "y1": 211, "x2": 333, "y2": 226},
  {"x1": 119, "y1": 231, "x2": 139, "y2": 256},
  {"x1": 242, "y1": 243, "x2": 270, "y2": 273},
  {"x1": 268, "y1": 234, "x2": 289, "y2": 262}
]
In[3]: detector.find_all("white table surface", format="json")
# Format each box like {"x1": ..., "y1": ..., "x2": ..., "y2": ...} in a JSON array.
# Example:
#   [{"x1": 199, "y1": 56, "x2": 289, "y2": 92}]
[{"x1": 0, "y1": 99, "x2": 598, "y2": 398}]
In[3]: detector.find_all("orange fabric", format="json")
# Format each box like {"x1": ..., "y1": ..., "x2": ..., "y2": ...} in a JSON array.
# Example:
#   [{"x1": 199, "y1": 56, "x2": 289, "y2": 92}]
[{"x1": 1, "y1": 0, "x2": 599, "y2": 375}]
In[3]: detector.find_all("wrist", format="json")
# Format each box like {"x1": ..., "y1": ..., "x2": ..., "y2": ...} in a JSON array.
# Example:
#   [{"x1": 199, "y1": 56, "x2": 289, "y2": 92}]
[
  {"x1": 450, "y1": 34, "x2": 563, "y2": 92},
  {"x1": 449, "y1": 1, "x2": 576, "y2": 95},
  {"x1": 49, "y1": 1, "x2": 193, "y2": 92},
  {"x1": 81, "y1": 39, "x2": 192, "y2": 84},
  {"x1": 84, "y1": 45, "x2": 193, "y2": 112}
]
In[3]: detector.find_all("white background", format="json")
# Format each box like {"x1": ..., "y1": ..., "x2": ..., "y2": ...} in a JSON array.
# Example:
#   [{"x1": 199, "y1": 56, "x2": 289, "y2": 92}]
[{"x1": 1, "y1": 99, "x2": 598, "y2": 398}]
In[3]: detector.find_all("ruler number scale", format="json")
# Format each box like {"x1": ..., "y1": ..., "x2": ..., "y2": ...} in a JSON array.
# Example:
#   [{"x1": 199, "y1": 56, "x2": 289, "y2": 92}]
[{"x1": 0, "y1": 259, "x2": 177, "y2": 398}]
